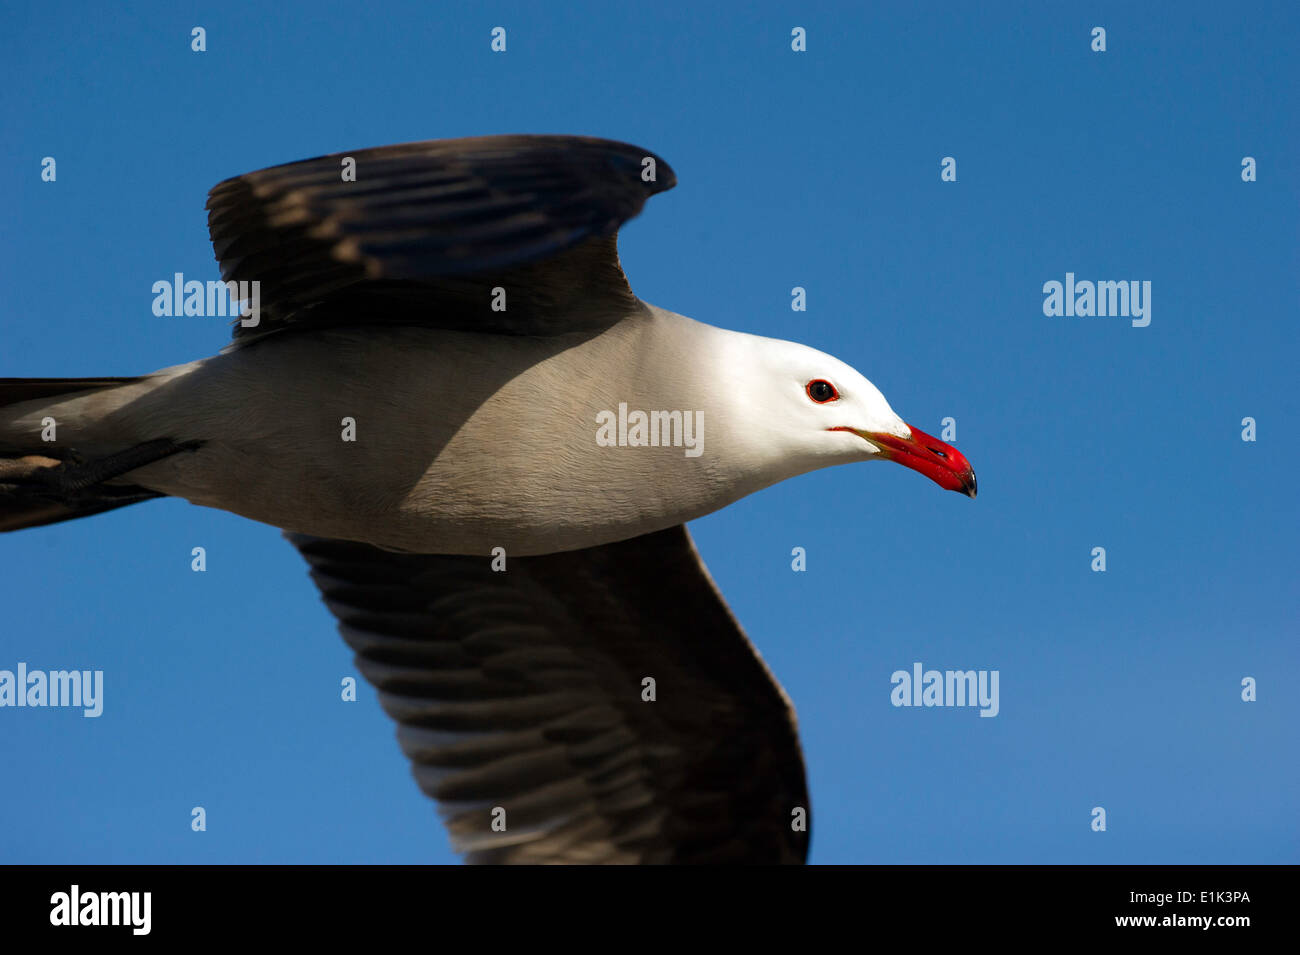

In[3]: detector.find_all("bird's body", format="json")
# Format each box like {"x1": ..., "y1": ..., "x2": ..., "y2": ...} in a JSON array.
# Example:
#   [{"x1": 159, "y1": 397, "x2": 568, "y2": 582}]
[
  {"x1": 4, "y1": 305, "x2": 881, "y2": 555},
  {"x1": 0, "y1": 135, "x2": 976, "y2": 863}
]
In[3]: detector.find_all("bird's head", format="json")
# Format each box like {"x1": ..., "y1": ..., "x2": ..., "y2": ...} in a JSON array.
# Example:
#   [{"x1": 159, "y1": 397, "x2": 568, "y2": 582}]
[{"x1": 745, "y1": 337, "x2": 977, "y2": 498}]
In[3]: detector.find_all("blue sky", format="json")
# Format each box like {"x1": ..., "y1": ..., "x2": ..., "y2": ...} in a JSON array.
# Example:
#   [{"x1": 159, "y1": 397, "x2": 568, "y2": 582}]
[{"x1": 1, "y1": 0, "x2": 1296, "y2": 864}]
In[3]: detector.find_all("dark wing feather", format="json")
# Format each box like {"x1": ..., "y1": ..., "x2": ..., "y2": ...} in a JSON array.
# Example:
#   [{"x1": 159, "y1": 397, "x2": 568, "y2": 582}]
[
  {"x1": 289, "y1": 525, "x2": 810, "y2": 864},
  {"x1": 206, "y1": 135, "x2": 676, "y2": 343}
]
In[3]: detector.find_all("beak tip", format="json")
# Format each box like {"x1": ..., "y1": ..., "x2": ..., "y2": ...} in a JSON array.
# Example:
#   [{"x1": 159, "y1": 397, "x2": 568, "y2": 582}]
[{"x1": 964, "y1": 471, "x2": 978, "y2": 499}]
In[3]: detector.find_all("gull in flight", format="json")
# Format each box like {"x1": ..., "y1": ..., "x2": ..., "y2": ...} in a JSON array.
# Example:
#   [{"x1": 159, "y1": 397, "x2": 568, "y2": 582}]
[{"x1": 0, "y1": 135, "x2": 976, "y2": 863}]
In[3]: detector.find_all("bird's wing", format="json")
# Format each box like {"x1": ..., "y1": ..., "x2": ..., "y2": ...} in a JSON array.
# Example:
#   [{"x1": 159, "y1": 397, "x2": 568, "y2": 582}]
[
  {"x1": 288, "y1": 524, "x2": 810, "y2": 864},
  {"x1": 206, "y1": 135, "x2": 676, "y2": 344}
]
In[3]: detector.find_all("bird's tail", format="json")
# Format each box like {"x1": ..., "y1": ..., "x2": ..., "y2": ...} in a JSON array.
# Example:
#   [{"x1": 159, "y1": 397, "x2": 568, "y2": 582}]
[{"x1": 0, "y1": 377, "x2": 183, "y2": 532}]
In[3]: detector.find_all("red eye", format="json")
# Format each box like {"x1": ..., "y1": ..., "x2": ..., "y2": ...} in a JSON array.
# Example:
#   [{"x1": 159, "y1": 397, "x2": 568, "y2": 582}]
[{"x1": 806, "y1": 379, "x2": 838, "y2": 403}]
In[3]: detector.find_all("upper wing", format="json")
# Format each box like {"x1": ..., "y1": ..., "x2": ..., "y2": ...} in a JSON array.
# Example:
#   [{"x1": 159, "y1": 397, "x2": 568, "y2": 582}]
[
  {"x1": 289, "y1": 525, "x2": 810, "y2": 864},
  {"x1": 205, "y1": 135, "x2": 676, "y2": 343}
]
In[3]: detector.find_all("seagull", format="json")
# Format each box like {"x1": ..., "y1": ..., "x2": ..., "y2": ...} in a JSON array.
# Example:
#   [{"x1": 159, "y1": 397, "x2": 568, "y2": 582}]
[{"x1": 0, "y1": 135, "x2": 975, "y2": 863}]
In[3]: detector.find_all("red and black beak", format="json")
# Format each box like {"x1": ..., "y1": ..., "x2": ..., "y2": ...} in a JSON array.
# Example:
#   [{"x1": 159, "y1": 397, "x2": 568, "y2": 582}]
[{"x1": 852, "y1": 424, "x2": 977, "y2": 498}]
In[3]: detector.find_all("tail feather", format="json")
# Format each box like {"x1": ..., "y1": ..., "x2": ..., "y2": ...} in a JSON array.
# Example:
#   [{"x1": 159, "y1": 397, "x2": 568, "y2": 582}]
[
  {"x1": 0, "y1": 376, "x2": 167, "y2": 532},
  {"x1": 0, "y1": 376, "x2": 144, "y2": 409}
]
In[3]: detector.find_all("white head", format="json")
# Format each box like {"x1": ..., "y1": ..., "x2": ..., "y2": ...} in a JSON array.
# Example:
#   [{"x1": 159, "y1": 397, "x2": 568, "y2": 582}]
[{"x1": 722, "y1": 333, "x2": 977, "y2": 497}]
